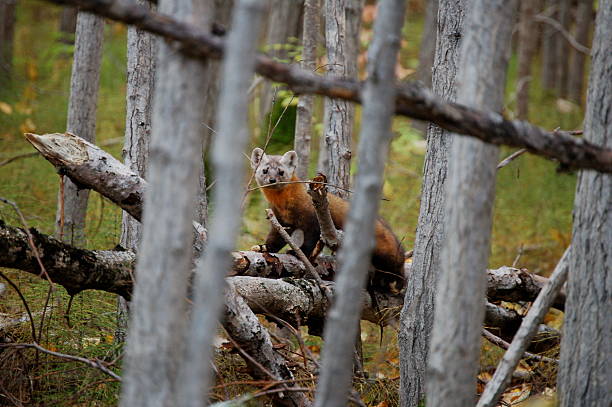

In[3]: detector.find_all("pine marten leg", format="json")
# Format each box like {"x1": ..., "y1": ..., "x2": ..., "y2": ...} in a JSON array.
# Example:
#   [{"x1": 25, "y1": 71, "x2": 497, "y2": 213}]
[
  {"x1": 263, "y1": 226, "x2": 288, "y2": 253},
  {"x1": 299, "y1": 227, "x2": 322, "y2": 258}
]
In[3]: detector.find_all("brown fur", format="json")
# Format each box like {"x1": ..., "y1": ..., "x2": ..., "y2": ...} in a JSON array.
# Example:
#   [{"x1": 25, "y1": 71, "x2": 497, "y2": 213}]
[{"x1": 251, "y1": 148, "x2": 405, "y2": 288}]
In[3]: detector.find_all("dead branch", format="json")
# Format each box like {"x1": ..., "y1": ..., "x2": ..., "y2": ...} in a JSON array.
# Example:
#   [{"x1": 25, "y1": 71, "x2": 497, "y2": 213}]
[
  {"x1": 497, "y1": 149, "x2": 527, "y2": 169},
  {"x1": 33, "y1": 0, "x2": 612, "y2": 172},
  {"x1": 534, "y1": 14, "x2": 590, "y2": 55},
  {"x1": 482, "y1": 329, "x2": 557, "y2": 364},
  {"x1": 307, "y1": 174, "x2": 342, "y2": 251}
]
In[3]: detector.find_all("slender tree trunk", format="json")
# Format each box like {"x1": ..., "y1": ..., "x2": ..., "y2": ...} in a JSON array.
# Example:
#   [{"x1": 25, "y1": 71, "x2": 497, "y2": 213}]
[
  {"x1": 540, "y1": 0, "x2": 557, "y2": 91},
  {"x1": 294, "y1": 0, "x2": 319, "y2": 180},
  {"x1": 555, "y1": 0, "x2": 571, "y2": 98},
  {"x1": 319, "y1": 0, "x2": 362, "y2": 198},
  {"x1": 259, "y1": 0, "x2": 302, "y2": 118},
  {"x1": 176, "y1": 0, "x2": 267, "y2": 405},
  {"x1": 426, "y1": 1, "x2": 517, "y2": 406},
  {"x1": 116, "y1": 0, "x2": 156, "y2": 343},
  {"x1": 398, "y1": 0, "x2": 466, "y2": 405},
  {"x1": 119, "y1": 0, "x2": 212, "y2": 405},
  {"x1": 54, "y1": 12, "x2": 104, "y2": 247},
  {"x1": 516, "y1": 0, "x2": 542, "y2": 120},
  {"x1": 558, "y1": 2, "x2": 611, "y2": 405},
  {"x1": 58, "y1": 7, "x2": 77, "y2": 43},
  {"x1": 314, "y1": 1, "x2": 406, "y2": 405},
  {"x1": 0, "y1": 0, "x2": 16, "y2": 83},
  {"x1": 413, "y1": 0, "x2": 438, "y2": 133},
  {"x1": 567, "y1": 0, "x2": 593, "y2": 104}
]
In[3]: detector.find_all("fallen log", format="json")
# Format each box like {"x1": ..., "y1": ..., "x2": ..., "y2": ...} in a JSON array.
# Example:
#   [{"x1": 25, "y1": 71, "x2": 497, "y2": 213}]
[{"x1": 27, "y1": 1, "x2": 612, "y2": 172}]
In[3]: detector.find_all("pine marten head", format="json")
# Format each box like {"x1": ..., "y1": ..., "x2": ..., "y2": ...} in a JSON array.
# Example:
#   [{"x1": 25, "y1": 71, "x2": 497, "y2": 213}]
[{"x1": 250, "y1": 148, "x2": 298, "y2": 189}]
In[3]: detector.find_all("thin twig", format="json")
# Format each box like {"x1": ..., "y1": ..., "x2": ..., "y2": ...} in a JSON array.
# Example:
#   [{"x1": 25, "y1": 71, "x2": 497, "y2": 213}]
[
  {"x1": 0, "y1": 342, "x2": 122, "y2": 381},
  {"x1": 497, "y1": 149, "x2": 527, "y2": 170},
  {"x1": 534, "y1": 14, "x2": 590, "y2": 55},
  {"x1": 482, "y1": 329, "x2": 557, "y2": 364},
  {"x1": 0, "y1": 272, "x2": 37, "y2": 341}
]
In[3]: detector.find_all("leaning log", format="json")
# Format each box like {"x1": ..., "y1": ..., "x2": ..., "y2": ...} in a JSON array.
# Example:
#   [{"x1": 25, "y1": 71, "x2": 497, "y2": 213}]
[{"x1": 31, "y1": 0, "x2": 612, "y2": 172}]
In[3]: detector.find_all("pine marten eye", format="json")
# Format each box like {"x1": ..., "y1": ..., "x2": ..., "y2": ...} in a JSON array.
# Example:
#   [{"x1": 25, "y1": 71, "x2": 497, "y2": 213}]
[
  {"x1": 262, "y1": 168, "x2": 268, "y2": 174},
  {"x1": 278, "y1": 170, "x2": 284, "y2": 176}
]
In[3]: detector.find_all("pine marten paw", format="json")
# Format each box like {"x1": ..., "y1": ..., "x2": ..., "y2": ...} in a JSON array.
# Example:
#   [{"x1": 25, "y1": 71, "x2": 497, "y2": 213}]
[{"x1": 250, "y1": 244, "x2": 268, "y2": 252}]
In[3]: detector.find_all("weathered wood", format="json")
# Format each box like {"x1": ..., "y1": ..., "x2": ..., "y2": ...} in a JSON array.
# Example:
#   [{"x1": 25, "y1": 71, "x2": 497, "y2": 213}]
[
  {"x1": 314, "y1": 1, "x2": 406, "y2": 405},
  {"x1": 478, "y1": 248, "x2": 570, "y2": 407},
  {"x1": 293, "y1": 0, "x2": 319, "y2": 180},
  {"x1": 119, "y1": 0, "x2": 212, "y2": 404},
  {"x1": 399, "y1": 0, "x2": 466, "y2": 405},
  {"x1": 558, "y1": 2, "x2": 612, "y2": 405},
  {"x1": 178, "y1": 1, "x2": 267, "y2": 404},
  {"x1": 426, "y1": 2, "x2": 517, "y2": 406},
  {"x1": 307, "y1": 176, "x2": 342, "y2": 251},
  {"x1": 55, "y1": 11, "x2": 104, "y2": 247},
  {"x1": 38, "y1": 0, "x2": 612, "y2": 173}
]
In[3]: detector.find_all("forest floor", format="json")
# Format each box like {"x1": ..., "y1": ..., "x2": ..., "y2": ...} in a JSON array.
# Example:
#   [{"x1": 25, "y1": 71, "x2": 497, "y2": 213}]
[{"x1": 0, "y1": 1, "x2": 584, "y2": 405}]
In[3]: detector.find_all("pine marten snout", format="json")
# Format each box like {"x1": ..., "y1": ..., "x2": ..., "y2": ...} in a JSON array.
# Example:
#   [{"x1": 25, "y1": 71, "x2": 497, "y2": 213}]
[{"x1": 250, "y1": 147, "x2": 405, "y2": 290}]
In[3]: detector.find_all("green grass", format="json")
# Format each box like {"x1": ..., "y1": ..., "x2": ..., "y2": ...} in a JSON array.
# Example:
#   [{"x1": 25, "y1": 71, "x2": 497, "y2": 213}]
[{"x1": 0, "y1": 1, "x2": 585, "y2": 405}]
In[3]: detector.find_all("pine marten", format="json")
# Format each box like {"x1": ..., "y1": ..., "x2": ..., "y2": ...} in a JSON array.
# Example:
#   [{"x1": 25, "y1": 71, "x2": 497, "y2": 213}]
[{"x1": 250, "y1": 148, "x2": 405, "y2": 289}]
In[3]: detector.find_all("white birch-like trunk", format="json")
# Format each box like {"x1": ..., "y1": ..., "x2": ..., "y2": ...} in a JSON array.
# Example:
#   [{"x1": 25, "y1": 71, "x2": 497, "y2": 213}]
[
  {"x1": 54, "y1": 11, "x2": 103, "y2": 247},
  {"x1": 426, "y1": 1, "x2": 517, "y2": 406},
  {"x1": 319, "y1": 0, "x2": 362, "y2": 198},
  {"x1": 313, "y1": 0, "x2": 406, "y2": 405},
  {"x1": 398, "y1": 1, "x2": 466, "y2": 405},
  {"x1": 116, "y1": 0, "x2": 156, "y2": 343},
  {"x1": 293, "y1": 0, "x2": 320, "y2": 180},
  {"x1": 558, "y1": 2, "x2": 611, "y2": 404},
  {"x1": 176, "y1": 1, "x2": 267, "y2": 405},
  {"x1": 119, "y1": 0, "x2": 212, "y2": 405}
]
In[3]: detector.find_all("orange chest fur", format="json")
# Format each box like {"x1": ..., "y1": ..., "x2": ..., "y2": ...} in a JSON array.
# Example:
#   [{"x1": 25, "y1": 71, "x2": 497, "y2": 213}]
[{"x1": 262, "y1": 184, "x2": 311, "y2": 225}]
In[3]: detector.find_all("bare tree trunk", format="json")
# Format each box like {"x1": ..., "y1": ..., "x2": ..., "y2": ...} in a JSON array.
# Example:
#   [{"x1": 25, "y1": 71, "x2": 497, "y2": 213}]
[
  {"x1": 314, "y1": 1, "x2": 406, "y2": 405},
  {"x1": 426, "y1": 1, "x2": 517, "y2": 406},
  {"x1": 540, "y1": 0, "x2": 557, "y2": 91},
  {"x1": 176, "y1": 1, "x2": 267, "y2": 405},
  {"x1": 558, "y1": 2, "x2": 611, "y2": 405},
  {"x1": 516, "y1": 0, "x2": 542, "y2": 120},
  {"x1": 116, "y1": 0, "x2": 156, "y2": 343},
  {"x1": 412, "y1": 0, "x2": 438, "y2": 133},
  {"x1": 398, "y1": 0, "x2": 466, "y2": 405},
  {"x1": 567, "y1": 0, "x2": 593, "y2": 104},
  {"x1": 259, "y1": 0, "x2": 302, "y2": 118},
  {"x1": 119, "y1": 0, "x2": 212, "y2": 405},
  {"x1": 0, "y1": 0, "x2": 16, "y2": 82},
  {"x1": 319, "y1": 0, "x2": 362, "y2": 198},
  {"x1": 555, "y1": 0, "x2": 571, "y2": 98},
  {"x1": 293, "y1": 0, "x2": 319, "y2": 180},
  {"x1": 54, "y1": 12, "x2": 104, "y2": 247}
]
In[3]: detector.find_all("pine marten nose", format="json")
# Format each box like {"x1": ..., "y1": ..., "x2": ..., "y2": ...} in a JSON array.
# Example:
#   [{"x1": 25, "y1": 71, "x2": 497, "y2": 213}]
[{"x1": 269, "y1": 178, "x2": 277, "y2": 183}]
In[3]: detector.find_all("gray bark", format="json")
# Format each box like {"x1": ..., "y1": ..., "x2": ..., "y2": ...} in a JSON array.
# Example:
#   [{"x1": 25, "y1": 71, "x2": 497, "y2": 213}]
[
  {"x1": 177, "y1": 1, "x2": 267, "y2": 405},
  {"x1": 319, "y1": 0, "x2": 362, "y2": 198},
  {"x1": 259, "y1": 0, "x2": 303, "y2": 117},
  {"x1": 0, "y1": 0, "x2": 16, "y2": 82},
  {"x1": 54, "y1": 11, "x2": 104, "y2": 247},
  {"x1": 314, "y1": 1, "x2": 406, "y2": 405},
  {"x1": 554, "y1": 0, "x2": 571, "y2": 97},
  {"x1": 293, "y1": 0, "x2": 319, "y2": 180},
  {"x1": 477, "y1": 248, "x2": 570, "y2": 407},
  {"x1": 540, "y1": 0, "x2": 557, "y2": 90},
  {"x1": 117, "y1": 0, "x2": 156, "y2": 343},
  {"x1": 119, "y1": 0, "x2": 212, "y2": 404},
  {"x1": 558, "y1": 2, "x2": 612, "y2": 405},
  {"x1": 426, "y1": 1, "x2": 517, "y2": 406},
  {"x1": 398, "y1": 0, "x2": 466, "y2": 405},
  {"x1": 516, "y1": 0, "x2": 542, "y2": 120},
  {"x1": 567, "y1": 0, "x2": 593, "y2": 104}
]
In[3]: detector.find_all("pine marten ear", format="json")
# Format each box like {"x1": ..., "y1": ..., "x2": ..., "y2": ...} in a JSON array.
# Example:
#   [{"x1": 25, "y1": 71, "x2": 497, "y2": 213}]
[
  {"x1": 280, "y1": 150, "x2": 298, "y2": 172},
  {"x1": 251, "y1": 147, "x2": 265, "y2": 169}
]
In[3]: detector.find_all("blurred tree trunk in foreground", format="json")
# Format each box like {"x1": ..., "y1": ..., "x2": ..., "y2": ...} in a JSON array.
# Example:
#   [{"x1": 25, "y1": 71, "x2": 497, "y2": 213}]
[
  {"x1": 558, "y1": 1, "x2": 611, "y2": 405},
  {"x1": 314, "y1": 0, "x2": 406, "y2": 405},
  {"x1": 119, "y1": 0, "x2": 212, "y2": 405},
  {"x1": 293, "y1": 0, "x2": 319, "y2": 180},
  {"x1": 426, "y1": 1, "x2": 517, "y2": 406},
  {"x1": 398, "y1": 0, "x2": 466, "y2": 405},
  {"x1": 516, "y1": 0, "x2": 542, "y2": 120},
  {"x1": 116, "y1": 0, "x2": 156, "y2": 343},
  {"x1": 54, "y1": 11, "x2": 104, "y2": 247},
  {"x1": 567, "y1": 0, "x2": 593, "y2": 105},
  {"x1": 0, "y1": 0, "x2": 16, "y2": 82}
]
